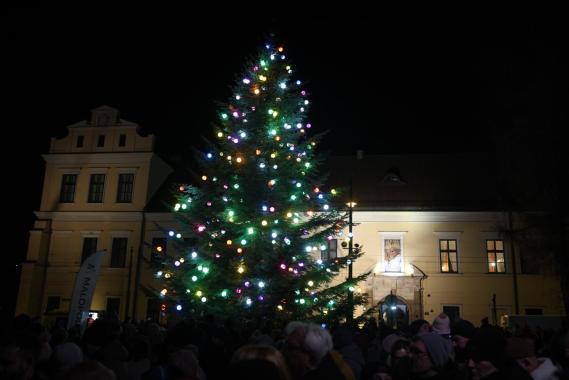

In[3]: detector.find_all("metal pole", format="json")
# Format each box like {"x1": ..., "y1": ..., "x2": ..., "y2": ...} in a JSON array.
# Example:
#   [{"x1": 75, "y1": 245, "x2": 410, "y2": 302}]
[
  {"x1": 347, "y1": 180, "x2": 354, "y2": 325},
  {"x1": 508, "y1": 210, "x2": 520, "y2": 314},
  {"x1": 492, "y1": 293, "x2": 498, "y2": 325}
]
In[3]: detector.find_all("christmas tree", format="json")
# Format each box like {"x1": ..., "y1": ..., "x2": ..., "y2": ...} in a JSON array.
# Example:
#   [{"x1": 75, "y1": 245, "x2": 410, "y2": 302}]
[{"x1": 154, "y1": 39, "x2": 368, "y2": 325}]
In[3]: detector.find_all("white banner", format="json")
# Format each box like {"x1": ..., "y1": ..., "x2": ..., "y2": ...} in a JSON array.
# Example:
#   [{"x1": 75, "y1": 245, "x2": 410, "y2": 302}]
[{"x1": 67, "y1": 250, "x2": 105, "y2": 330}]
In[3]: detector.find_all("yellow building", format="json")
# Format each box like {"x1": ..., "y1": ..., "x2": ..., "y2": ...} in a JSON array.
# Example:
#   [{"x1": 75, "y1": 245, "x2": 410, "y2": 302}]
[
  {"x1": 16, "y1": 106, "x2": 172, "y2": 322},
  {"x1": 17, "y1": 110, "x2": 565, "y2": 326},
  {"x1": 327, "y1": 153, "x2": 565, "y2": 326}
]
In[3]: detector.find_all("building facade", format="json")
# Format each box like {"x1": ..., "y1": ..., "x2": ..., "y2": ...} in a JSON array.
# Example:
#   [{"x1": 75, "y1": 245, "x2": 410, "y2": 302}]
[
  {"x1": 16, "y1": 110, "x2": 566, "y2": 325},
  {"x1": 326, "y1": 153, "x2": 566, "y2": 326},
  {"x1": 16, "y1": 106, "x2": 172, "y2": 322}
]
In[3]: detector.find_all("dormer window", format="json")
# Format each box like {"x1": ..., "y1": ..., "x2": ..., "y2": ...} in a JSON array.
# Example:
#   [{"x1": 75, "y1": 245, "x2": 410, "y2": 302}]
[
  {"x1": 119, "y1": 134, "x2": 126, "y2": 147},
  {"x1": 97, "y1": 135, "x2": 105, "y2": 147},
  {"x1": 381, "y1": 167, "x2": 406, "y2": 185}
]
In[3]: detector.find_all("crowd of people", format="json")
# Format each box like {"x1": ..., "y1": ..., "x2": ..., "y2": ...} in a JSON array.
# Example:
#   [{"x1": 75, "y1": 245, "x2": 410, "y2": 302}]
[{"x1": 1, "y1": 312, "x2": 568, "y2": 380}]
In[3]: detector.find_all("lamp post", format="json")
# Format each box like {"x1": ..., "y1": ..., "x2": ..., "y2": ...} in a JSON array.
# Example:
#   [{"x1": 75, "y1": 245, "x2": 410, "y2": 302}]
[{"x1": 346, "y1": 199, "x2": 356, "y2": 325}]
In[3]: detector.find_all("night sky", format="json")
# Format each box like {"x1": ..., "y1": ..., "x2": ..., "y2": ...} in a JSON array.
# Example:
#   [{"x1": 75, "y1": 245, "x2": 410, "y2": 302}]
[{"x1": 3, "y1": 5, "x2": 567, "y2": 317}]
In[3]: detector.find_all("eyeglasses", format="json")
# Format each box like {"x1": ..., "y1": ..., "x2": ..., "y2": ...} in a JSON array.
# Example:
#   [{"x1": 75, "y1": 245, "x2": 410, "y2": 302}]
[{"x1": 409, "y1": 346, "x2": 428, "y2": 356}]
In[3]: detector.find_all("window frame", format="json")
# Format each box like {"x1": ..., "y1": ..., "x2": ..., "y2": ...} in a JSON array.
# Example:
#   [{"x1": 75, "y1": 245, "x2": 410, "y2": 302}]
[
  {"x1": 116, "y1": 173, "x2": 135, "y2": 203},
  {"x1": 439, "y1": 238, "x2": 459, "y2": 273},
  {"x1": 59, "y1": 174, "x2": 77, "y2": 203},
  {"x1": 110, "y1": 237, "x2": 128, "y2": 268},
  {"x1": 81, "y1": 237, "x2": 98, "y2": 263},
  {"x1": 486, "y1": 239, "x2": 506, "y2": 273},
  {"x1": 320, "y1": 239, "x2": 338, "y2": 261},
  {"x1": 88, "y1": 173, "x2": 106, "y2": 203}
]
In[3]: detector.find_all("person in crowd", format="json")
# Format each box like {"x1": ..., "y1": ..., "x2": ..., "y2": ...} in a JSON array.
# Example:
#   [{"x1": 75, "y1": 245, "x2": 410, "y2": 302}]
[
  {"x1": 66, "y1": 360, "x2": 116, "y2": 380},
  {"x1": 467, "y1": 326, "x2": 532, "y2": 380},
  {"x1": 431, "y1": 314, "x2": 451, "y2": 340},
  {"x1": 167, "y1": 349, "x2": 199, "y2": 380},
  {"x1": 408, "y1": 332, "x2": 454, "y2": 379},
  {"x1": 230, "y1": 344, "x2": 291, "y2": 380},
  {"x1": 333, "y1": 326, "x2": 365, "y2": 379},
  {"x1": 506, "y1": 336, "x2": 560, "y2": 380},
  {"x1": 410, "y1": 320, "x2": 431, "y2": 337}
]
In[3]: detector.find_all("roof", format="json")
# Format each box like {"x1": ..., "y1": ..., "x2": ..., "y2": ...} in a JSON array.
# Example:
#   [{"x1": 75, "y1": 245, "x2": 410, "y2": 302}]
[{"x1": 323, "y1": 153, "x2": 503, "y2": 211}]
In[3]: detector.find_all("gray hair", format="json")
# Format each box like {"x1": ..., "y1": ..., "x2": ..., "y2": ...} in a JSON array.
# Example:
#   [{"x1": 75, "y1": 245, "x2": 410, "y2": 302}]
[
  {"x1": 303, "y1": 323, "x2": 333, "y2": 364},
  {"x1": 284, "y1": 321, "x2": 307, "y2": 336}
]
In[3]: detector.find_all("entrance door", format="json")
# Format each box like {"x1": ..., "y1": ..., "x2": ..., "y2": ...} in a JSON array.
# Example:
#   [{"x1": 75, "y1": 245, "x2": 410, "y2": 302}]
[{"x1": 379, "y1": 294, "x2": 409, "y2": 329}]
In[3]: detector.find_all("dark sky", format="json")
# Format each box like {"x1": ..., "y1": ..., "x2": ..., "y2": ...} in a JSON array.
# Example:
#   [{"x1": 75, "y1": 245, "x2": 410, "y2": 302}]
[{"x1": 3, "y1": 5, "x2": 567, "y2": 317}]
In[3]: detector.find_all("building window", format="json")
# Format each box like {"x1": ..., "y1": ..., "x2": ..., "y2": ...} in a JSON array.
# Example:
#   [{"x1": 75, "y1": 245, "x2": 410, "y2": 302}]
[
  {"x1": 88, "y1": 174, "x2": 105, "y2": 203},
  {"x1": 442, "y1": 305, "x2": 461, "y2": 323},
  {"x1": 76, "y1": 136, "x2": 84, "y2": 148},
  {"x1": 119, "y1": 134, "x2": 127, "y2": 147},
  {"x1": 59, "y1": 174, "x2": 77, "y2": 203},
  {"x1": 151, "y1": 238, "x2": 167, "y2": 263},
  {"x1": 46, "y1": 296, "x2": 61, "y2": 312},
  {"x1": 81, "y1": 237, "x2": 98, "y2": 263},
  {"x1": 116, "y1": 173, "x2": 134, "y2": 203},
  {"x1": 97, "y1": 135, "x2": 105, "y2": 147},
  {"x1": 110, "y1": 237, "x2": 128, "y2": 268},
  {"x1": 106, "y1": 297, "x2": 121, "y2": 318},
  {"x1": 487, "y1": 239, "x2": 505, "y2": 273},
  {"x1": 146, "y1": 298, "x2": 160, "y2": 322},
  {"x1": 440, "y1": 239, "x2": 458, "y2": 273},
  {"x1": 320, "y1": 239, "x2": 338, "y2": 261}
]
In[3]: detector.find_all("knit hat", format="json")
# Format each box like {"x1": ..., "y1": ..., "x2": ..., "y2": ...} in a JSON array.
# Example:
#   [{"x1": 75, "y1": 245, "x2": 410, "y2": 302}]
[
  {"x1": 506, "y1": 336, "x2": 535, "y2": 359},
  {"x1": 416, "y1": 332, "x2": 452, "y2": 369},
  {"x1": 452, "y1": 319, "x2": 476, "y2": 339},
  {"x1": 431, "y1": 313, "x2": 451, "y2": 335}
]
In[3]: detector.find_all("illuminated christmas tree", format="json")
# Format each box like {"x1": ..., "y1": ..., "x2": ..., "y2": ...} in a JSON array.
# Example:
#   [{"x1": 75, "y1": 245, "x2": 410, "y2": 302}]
[{"x1": 154, "y1": 39, "x2": 367, "y2": 324}]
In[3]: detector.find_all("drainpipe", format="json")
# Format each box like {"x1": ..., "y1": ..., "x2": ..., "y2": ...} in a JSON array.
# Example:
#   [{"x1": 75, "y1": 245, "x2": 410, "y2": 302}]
[
  {"x1": 132, "y1": 211, "x2": 146, "y2": 321},
  {"x1": 38, "y1": 219, "x2": 53, "y2": 318},
  {"x1": 125, "y1": 247, "x2": 133, "y2": 320},
  {"x1": 507, "y1": 210, "x2": 520, "y2": 314}
]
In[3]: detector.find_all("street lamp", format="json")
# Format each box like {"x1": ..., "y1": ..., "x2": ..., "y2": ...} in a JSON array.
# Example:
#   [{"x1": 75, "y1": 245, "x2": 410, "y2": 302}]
[{"x1": 345, "y1": 200, "x2": 356, "y2": 325}]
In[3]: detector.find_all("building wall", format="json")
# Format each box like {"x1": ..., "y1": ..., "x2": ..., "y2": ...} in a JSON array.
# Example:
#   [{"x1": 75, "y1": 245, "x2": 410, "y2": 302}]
[
  {"x1": 347, "y1": 211, "x2": 565, "y2": 324},
  {"x1": 16, "y1": 107, "x2": 173, "y2": 322}
]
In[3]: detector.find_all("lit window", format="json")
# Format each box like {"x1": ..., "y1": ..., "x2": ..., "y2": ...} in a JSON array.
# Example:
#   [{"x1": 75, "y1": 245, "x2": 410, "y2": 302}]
[
  {"x1": 487, "y1": 239, "x2": 505, "y2": 273},
  {"x1": 440, "y1": 239, "x2": 458, "y2": 273}
]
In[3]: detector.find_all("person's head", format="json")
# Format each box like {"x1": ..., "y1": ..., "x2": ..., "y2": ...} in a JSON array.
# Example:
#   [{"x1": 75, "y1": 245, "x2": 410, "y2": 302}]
[
  {"x1": 409, "y1": 339, "x2": 432, "y2": 375},
  {"x1": 231, "y1": 345, "x2": 291, "y2": 380},
  {"x1": 54, "y1": 342, "x2": 83, "y2": 372},
  {"x1": 283, "y1": 322, "x2": 332, "y2": 371},
  {"x1": 303, "y1": 323, "x2": 333, "y2": 367},
  {"x1": 168, "y1": 349, "x2": 198, "y2": 380},
  {"x1": 431, "y1": 313, "x2": 451, "y2": 337},
  {"x1": 452, "y1": 319, "x2": 476, "y2": 350},
  {"x1": 65, "y1": 360, "x2": 115, "y2": 380},
  {"x1": 506, "y1": 336, "x2": 538, "y2": 373},
  {"x1": 332, "y1": 327, "x2": 353, "y2": 349},
  {"x1": 409, "y1": 319, "x2": 430, "y2": 336},
  {"x1": 410, "y1": 332, "x2": 452, "y2": 374},
  {"x1": 466, "y1": 326, "x2": 506, "y2": 379},
  {"x1": 0, "y1": 342, "x2": 35, "y2": 380},
  {"x1": 390, "y1": 339, "x2": 410, "y2": 360}
]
